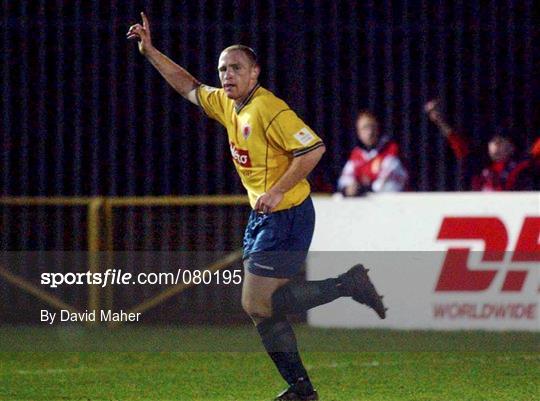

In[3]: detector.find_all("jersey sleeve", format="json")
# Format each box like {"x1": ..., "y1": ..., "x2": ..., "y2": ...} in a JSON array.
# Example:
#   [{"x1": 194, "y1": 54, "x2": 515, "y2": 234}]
[
  {"x1": 196, "y1": 84, "x2": 228, "y2": 126},
  {"x1": 267, "y1": 110, "x2": 324, "y2": 157},
  {"x1": 446, "y1": 131, "x2": 471, "y2": 160}
]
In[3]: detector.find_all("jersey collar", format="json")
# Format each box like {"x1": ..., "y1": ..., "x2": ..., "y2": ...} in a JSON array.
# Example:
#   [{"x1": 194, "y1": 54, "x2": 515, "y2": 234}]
[{"x1": 234, "y1": 83, "x2": 260, "y2": 114}]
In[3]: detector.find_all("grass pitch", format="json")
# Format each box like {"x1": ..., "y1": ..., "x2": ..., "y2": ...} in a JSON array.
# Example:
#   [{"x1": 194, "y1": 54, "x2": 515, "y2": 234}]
[{"x1": 0, "y1": 325, "x2": 538, "y2": 401}]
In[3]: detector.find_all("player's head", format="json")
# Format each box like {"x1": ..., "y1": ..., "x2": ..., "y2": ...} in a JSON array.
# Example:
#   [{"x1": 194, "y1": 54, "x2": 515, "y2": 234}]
[
  {"x1": 218, "y1": 45, "x2": 260, "y2": 102},
  {"x1": 356, "y1": 110, "x2": 380, "y2": 147},
  {"x1": 488, "y1": 130, "x2": 515, "y2": 162}
]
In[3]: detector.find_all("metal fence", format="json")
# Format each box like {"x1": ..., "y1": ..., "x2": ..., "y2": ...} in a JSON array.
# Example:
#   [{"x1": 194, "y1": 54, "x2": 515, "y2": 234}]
[{"x1": 0, "y1": 196, "x2": 252, "y2": 324}]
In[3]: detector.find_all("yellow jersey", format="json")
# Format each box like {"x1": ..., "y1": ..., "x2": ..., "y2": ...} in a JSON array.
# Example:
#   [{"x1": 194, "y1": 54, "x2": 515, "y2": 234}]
[{"x1": 196, "y1": 83, "x2": 324, "y2": 211}]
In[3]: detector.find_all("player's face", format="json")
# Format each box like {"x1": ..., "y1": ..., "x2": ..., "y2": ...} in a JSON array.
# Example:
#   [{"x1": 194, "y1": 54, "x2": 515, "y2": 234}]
[
  {"x1": 218, "y1": 50, "x2": 260, "y2": 103},
  {"x1": 356, "y1": 115, "x2": 379, "y2": 147},
  {"x1": 488, "y1": 136, "x2": 514, "y2": 162}
]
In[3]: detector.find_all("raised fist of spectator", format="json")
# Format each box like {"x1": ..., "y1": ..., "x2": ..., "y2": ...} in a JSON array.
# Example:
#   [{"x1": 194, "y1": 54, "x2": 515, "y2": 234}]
[{"x1": 424, "y1": 99, "x2": 445, "y2": 125}]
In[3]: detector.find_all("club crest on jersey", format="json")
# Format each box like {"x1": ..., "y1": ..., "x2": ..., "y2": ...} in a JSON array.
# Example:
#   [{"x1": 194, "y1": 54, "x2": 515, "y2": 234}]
[
  {"x1": 230, "y1": 142, "x2": 252, "y2": 167},
  {"x1": 242, "y1": 124, "x2": 252, "y2": 140}
]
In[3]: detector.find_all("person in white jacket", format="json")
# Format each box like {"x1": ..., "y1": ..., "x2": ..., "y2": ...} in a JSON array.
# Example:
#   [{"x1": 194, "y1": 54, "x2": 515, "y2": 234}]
[{"x1": 337, "y1": 111, "x2": 408, "y2": 196}]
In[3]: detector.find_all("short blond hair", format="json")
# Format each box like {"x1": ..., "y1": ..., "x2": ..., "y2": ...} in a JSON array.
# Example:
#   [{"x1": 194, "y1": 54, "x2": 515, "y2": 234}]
[{"x1": 221, "y1": 44, "x2": 258, "y2": 66}]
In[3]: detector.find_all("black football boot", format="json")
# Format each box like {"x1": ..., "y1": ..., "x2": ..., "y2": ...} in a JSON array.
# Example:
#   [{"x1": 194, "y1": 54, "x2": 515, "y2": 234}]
[
  {"x1": 274, "y1": 378, "x2": 319, "y2": 400},
  {"x1": 338, "y1": 263, "x2": 387, "y2": 319}
]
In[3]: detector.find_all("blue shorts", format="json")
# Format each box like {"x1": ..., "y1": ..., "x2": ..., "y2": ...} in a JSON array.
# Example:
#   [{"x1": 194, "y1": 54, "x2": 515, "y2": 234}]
[{"x1": 243, "y1": 196, "x2": 315, "y2": 278}]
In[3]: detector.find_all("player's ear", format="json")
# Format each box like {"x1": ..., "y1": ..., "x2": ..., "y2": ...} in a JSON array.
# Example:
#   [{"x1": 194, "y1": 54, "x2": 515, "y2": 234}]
[{"x1": 251, "y1": 64, "x2": 260, "y2": 80}]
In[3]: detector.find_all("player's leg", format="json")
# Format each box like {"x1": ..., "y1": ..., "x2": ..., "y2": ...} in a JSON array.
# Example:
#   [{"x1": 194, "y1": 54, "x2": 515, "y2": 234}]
[
  {"x1": 242, "y1": 201, "x2": 318, "y2": 400},
  {"x1": 241, "y1": 267, "x2": 288, "y2": 322},
  {"x1": 242, "y1": 197, "x2": 385, "y2": 400},
  {"x1": 271, "y1": 263, "x2": 387, "y2": 319},
  {"x1": 242, "y1": 270, "x2": 317, "y2": 400},
  {"x1": 265, "y1": 196, "x2": 387, "y2": 319}
]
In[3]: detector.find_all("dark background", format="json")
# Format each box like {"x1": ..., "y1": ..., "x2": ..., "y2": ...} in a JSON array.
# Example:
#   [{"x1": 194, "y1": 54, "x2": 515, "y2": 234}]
[
  {"x1": 0, "y1": 0, "x2": 538, "y2": 323},
  {"x1": 1, "y1": 0, "x2": 538, "y2": 195}
]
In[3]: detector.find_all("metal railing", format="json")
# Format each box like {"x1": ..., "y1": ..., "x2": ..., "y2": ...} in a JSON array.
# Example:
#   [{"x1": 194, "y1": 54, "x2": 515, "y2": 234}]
[{"x1": 0, "y1": 196, "x2": 250, "y2": 325}]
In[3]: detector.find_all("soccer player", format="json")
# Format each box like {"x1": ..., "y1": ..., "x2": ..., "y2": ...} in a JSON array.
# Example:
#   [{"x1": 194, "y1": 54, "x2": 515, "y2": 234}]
[{"x1": 128, "y1": 13, "x2": 386, "y2": 400}]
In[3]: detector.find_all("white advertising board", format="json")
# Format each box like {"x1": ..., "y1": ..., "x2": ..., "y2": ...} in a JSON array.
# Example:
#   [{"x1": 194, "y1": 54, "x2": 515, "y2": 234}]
[{"x1": 308, "y1": 192, "x2": 539, "y2": 331}]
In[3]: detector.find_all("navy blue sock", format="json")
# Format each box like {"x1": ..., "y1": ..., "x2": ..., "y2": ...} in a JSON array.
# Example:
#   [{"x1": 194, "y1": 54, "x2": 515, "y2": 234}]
[
  {"x1": 256, "y1": 316, "x2": 313, "y2": 392},
  {"x1": 271, "y1": 278, "x2": 345, "y2": 315}
]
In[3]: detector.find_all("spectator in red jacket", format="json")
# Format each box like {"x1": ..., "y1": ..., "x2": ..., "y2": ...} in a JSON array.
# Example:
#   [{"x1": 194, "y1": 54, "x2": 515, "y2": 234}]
[
  {"x1": 424, "y1": 99, "x2": 523, "y2": 191},
  {"x1": 506, "y1": 137, "x2": 540, "y2": 190},
  {"x1": 337, "y1": 111, "x2": 408, "y2": 196}
]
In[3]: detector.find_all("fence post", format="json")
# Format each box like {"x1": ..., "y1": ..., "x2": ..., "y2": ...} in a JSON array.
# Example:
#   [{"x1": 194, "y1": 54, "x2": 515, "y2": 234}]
[
  {"x1": 103, "y1": 200, "x2": 114, "y2": 312},
  {"x1": 87, "y1": 197, "x2": 103, "y2": 324}
]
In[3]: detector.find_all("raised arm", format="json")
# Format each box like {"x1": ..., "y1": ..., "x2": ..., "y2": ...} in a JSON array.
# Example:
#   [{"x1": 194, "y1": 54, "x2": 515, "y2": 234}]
[
  {"x1": 127, "y1": 12, "x2": 200, "y2": 104},
  {"x1": 424, "y1": 99, "x2": 470, "y2": 160},
  {"x1": 424, "y1": 99, "x2": 453, "y2": 136}
]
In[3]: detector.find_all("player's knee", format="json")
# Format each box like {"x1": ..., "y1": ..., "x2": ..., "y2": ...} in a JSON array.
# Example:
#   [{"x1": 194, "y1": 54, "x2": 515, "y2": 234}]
[{"x1": 241, "y1": 296, "x2": 272, "y2": 320}]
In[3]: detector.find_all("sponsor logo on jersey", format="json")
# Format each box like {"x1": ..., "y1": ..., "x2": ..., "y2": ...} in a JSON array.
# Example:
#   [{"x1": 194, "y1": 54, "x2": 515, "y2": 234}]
[
  {"x1": 230, "y1": 142, "x2": 252, "y2": 167},
  {"x1": 294, "y1": 128, "x2": 315, "y2": 146}
]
